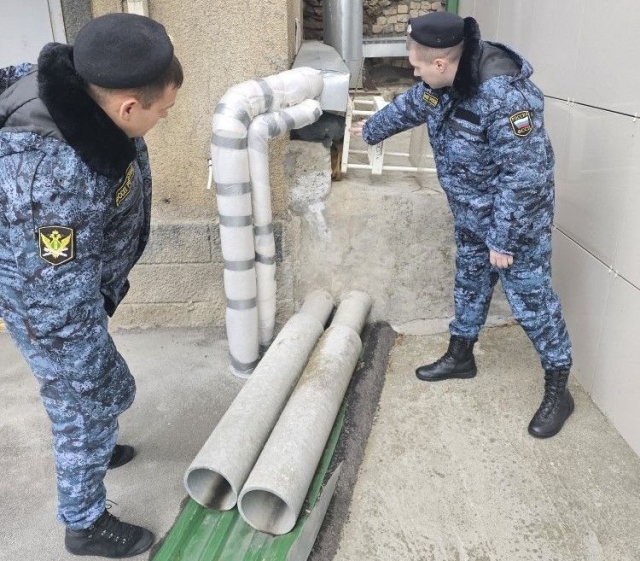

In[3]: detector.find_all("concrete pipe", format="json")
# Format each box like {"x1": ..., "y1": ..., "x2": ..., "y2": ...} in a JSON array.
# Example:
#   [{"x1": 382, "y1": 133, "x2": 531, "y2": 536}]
[
  {"x1": 184, "y1": 290, "x2": 334, "y2": 511},
  {"x1": 238, "y1": 291, "x2": 372, "y2": 535}
]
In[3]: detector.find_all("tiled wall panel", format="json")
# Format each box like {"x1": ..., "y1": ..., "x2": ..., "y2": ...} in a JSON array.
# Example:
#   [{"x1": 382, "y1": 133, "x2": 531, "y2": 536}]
[{"x1": 551, "y1": 230, "x2": 613, "y2": 393}]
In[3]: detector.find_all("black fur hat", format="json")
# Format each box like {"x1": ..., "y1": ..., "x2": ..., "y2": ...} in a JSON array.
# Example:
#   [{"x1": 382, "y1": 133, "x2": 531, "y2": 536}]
[{"x1": 73, "y1": 13, "x2": 173, "y2": 89}]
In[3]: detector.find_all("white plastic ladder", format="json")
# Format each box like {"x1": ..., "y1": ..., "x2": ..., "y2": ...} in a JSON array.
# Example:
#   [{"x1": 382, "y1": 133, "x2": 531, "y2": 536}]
[{"x1": 341, "y1": 95, "x2": 437, "y2": 176}]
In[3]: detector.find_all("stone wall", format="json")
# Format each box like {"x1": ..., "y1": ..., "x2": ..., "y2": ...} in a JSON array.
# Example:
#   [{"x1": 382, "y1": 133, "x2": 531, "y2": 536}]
[
  {"x1": 304, "y1": 0, "x2": 323, "y2": 40},
  {"x1": 303, "y1": 0, "x2": 446, "y2": 39},
  {"x1": 365, "y1": 0, "x2": 444, "y2": 35}
]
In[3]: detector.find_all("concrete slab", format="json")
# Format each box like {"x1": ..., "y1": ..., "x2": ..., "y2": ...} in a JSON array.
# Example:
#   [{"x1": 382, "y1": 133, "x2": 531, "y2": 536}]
[
  {"x1": 333, "y1": 325, "x2": 640, "y2": 561},
  {"x1": 2, "y1": 324, "x2": 639, "y2": 561},
  {"x1": 0, "y1": 327, "x2": 243, "y2": 561},
  {"x1": 294, "y1": 128, "x2": 513, "y2": 329}
]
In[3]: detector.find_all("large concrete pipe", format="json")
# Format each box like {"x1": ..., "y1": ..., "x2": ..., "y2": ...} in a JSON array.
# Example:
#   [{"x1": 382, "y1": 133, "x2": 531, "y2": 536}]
[
  {"x1": 248, "y1": 100, "x2": 323, "y2": 351},
  {"x1": 238, "y1": 291, "x2": 372, "y2": 535},
  {"x1": 212, "y1": 67, "x2": 324, "y2": 376},
  {"x1": 184, "y1": 290, "x2": 335, "y2": 511}
]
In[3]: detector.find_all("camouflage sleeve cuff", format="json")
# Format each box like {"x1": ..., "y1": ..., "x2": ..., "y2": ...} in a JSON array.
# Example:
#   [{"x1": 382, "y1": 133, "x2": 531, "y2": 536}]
[{"x1": 486, "y1": 233, "x2": 515, "y2": 256}]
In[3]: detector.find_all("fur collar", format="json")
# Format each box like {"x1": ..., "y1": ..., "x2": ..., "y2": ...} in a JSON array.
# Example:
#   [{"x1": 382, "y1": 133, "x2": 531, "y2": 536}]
[
  {"x1": 451, "y1": 17, "x2": 482, "y2": 99},
  {"x1": 37, "y1": 43, "x2": 136, "y2": 180}
]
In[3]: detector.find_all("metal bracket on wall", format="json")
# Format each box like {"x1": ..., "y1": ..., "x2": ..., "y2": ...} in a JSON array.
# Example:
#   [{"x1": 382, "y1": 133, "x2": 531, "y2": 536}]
[{"x1": 341, "y1": 96, "x2": 437, "y2": 176}]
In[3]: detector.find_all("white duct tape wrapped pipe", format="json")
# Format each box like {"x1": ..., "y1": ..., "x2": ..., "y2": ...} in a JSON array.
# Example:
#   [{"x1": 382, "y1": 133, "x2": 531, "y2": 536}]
[
  {"x1": 212, "y1": 67, "x2": 324, "y2": 376},
  {"x1": 248, "y1": 99, "x2": 323, "y2": 350}
]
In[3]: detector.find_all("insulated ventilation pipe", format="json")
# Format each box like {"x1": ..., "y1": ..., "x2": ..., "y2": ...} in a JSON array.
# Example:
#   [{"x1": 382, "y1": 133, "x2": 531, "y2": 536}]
[
  {"x1": 212, "y1": 68, "x2": 324, "y2": 377},
  {"x1": 238, "y1": 291, "x2": 372, "y2": 535},
  {"x1": 249, "y1": 100, "x2": 323, "y2": 350},
  {"x1": 184, "y1": 290, "x2": 335, "y2": 511}
]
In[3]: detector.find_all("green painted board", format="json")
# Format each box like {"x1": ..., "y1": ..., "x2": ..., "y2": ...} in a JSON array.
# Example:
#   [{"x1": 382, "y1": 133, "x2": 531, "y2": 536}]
[{"x1": 152, "y1": 399, "x2": 347, "y2": 561}]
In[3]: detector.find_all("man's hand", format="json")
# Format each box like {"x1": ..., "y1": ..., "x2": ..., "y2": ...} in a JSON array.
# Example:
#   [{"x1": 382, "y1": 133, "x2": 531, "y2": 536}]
[
  {"x1": 349, "y1": 119, "x2": 367, "y2": 137},
  {"x1": 489, "y1": 249, "x2": 513, "y2": 269}
]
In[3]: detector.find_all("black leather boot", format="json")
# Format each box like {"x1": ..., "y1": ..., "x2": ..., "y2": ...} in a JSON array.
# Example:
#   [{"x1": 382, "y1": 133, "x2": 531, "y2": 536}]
[
  {"x1": 528, "y1": 369, "x2": 574, "y2": 438},
  {"x1": 65, "y1": 509, "x2": 154, "y2": 558},
  {"x1": 415, "y1": 335, "x2": 477, "y2": 381}
]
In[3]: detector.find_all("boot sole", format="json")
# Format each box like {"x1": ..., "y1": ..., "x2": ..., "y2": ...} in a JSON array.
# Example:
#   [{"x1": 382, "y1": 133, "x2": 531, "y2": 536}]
[
  {"x1": 415, "y1": 368, "x2": 477, "y2": 382},
  {"x1": 528, "y1": 392, "x2": 575, "y2": 439}
]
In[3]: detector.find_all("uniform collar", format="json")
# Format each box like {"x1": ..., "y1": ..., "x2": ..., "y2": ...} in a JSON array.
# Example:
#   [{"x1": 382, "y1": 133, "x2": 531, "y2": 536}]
[
  {"x1": 451, "y1": 17, "x2": 482, "y2": 99},
  {"x1": 37, "y1": 43, "x2": 136, "y2": 180}
]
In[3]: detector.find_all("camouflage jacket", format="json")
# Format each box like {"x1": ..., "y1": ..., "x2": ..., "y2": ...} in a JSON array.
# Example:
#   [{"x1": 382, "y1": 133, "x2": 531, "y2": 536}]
[
  {"x1": 363, "y1": 30, "x2": 555, "y2": 256},
  {"x1": 0, "y1": 44, "x2": 151, "y2": 395}
]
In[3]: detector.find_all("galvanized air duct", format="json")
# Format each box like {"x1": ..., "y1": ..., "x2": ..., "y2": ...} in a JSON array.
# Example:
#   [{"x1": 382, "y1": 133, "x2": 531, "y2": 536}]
[
  {"x1": 248, "y1": 99, "x2": 323, "y2": 351},
  {"x1": 184, "y1": 290, "x2": 335, "y2": 511},
  {"x1": 323, "y1": 0, "x2": 363, "y2": 88},
  {"x1": 212, "y1": 67, "x2": 324, "y2": 376},
  {"x1": 237, "y1": 291, "x2": 372, "y2": 535}
]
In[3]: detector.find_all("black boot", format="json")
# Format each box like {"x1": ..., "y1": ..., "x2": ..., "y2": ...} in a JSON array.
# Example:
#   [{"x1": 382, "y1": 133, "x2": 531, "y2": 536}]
[
  {"x1": 108, "y1": 445, "x2": 135, "y2": 470},
  {"x1": 65, "y1": 509, "x2": 154, "y2": 558},
  {"x1": 415, "y1": 335, "x2": 477, "y2": 381},
  {"x1": 528, "y1": 369, "x2": 575, "y2": 438}
]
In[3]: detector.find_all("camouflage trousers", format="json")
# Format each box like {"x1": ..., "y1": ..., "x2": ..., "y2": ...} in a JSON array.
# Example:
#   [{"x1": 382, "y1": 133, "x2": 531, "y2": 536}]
[
  {"x1": 449, "y1": 227, "x2": 572, "y2": 371},
  {"x1": 0, "y1": 287, "x2": 135, "y2": 530}
]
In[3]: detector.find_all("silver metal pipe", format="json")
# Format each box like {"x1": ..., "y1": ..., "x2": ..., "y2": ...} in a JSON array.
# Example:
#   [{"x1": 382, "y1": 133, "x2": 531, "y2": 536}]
[{"x1": 323, "y1": 0, "x2": 364, "y2": 88}]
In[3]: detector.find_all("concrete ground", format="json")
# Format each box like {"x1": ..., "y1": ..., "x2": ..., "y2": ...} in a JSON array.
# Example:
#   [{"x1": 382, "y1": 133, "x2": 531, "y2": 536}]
[
  {"x1": 2, "y1": 324, "x2": 640, "y2": 561},
  {"x1": 1, "y1": 111, "x2": 639, "y2": 560},
  {"x1": 0, "y1": 327, "x2": 243, "y2": 561}
]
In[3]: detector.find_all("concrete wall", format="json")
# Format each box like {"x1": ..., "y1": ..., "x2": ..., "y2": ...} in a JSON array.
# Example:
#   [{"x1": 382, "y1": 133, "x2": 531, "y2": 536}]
[{"x1": 458, "y1": 0, "x2": 640, "y2": 455}]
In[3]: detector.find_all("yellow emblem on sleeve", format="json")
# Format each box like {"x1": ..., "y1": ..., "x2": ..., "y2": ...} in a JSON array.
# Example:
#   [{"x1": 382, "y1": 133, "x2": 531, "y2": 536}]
[
  {"x1": 38, "y1": 226, "x2": 75, "y2": 266},
  {"x1": 115, "y1": 164, "x2": 135, "y2": 207},
  {"x1": 422, "y1": 92, "x2": 439, "y2": 107}
]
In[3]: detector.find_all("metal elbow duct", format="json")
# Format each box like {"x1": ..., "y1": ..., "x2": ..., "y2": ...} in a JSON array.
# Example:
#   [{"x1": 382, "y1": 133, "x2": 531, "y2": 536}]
[{"x1": 212, "y1": 68, "x2": 324, "y2": 376}]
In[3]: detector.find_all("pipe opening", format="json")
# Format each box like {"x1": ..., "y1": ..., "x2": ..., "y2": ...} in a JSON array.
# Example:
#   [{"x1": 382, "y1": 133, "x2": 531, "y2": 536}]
[
  {"x1": 239, "y1": 489, "x2": 296, "y2": 535},
  {"x1": 186, "y1": 469, "x2": 237, "y2": 511}
]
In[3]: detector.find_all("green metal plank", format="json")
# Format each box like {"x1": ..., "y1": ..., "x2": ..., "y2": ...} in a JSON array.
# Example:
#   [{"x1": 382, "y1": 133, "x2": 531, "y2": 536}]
[
  {"x1": 447, "y1": 0, "x2": 459, "y2": 15},
  {"x1": 152, "y1": 398, "x2": 348, "y2": 561}
]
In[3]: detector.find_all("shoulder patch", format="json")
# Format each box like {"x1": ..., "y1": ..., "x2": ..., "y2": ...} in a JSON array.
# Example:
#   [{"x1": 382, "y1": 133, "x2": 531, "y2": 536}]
[
  {"x1": 509, "y1": 110, "x2": 533, "y2": 137},
  {"x1": 115, "y1": 163, "x2": 135, "y2": 207},
  {"x1": 38, "y1": 226, "x2": 75, "y2": 266},
  {"x1": 422, "y1": 92, "x2": 439, "y2": 107}
]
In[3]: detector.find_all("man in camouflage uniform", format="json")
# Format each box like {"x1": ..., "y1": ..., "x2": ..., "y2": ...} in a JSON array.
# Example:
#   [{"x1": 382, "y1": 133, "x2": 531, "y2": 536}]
[
  {"x1": 0, "y1": 13, "x2": 182, "y2": 558},
  {"x1": 352, "y1": 12, "x2": 574, "y2": 439}
]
